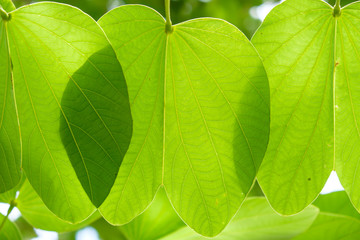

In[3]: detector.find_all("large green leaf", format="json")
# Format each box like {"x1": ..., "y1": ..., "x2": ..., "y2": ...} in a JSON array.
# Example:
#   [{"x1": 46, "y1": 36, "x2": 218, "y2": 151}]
[
  {"x1": 292, "y1": 213, "x2": 360, "y2": 240},
  {"x1": 4, "y1": 2, "x2": 132, "y2": 222},
  {"x1": 98, "y1": 5, "x2": 269, "y2": 236},
  {"x1": 0, "y1": 0, "x2": 15, "y2": 12},
  {"x1": 91, "y1": 218, "x2": 128, "y2": 240},
  {"x1": 0, "y1": 174, "x2": 24, "y2": 203},
  {"x1": 95, "y1": 196, "x2": 318, "y2": 240},
  {"x1": 252, "y1": 0, "x2": 360, "y2": 214},
  {"x1": 160, "y1": 198, "x2": 319, "y2": 240},
  {"x1": 14, "y1": 217, "x2": 37, "y2": 240},
  {"x1": 0, "y1": 188, "x2": 16, "y2": 204},
  {"x1": 0, "y1": 10, "x2": 21, "y2": 194},
  {"x1": 295, "y1": 191, "x2": 360, "y2": 240},
  {"x1": 314, "y1": 191, "x2": 360, "y2": 219},
  {"x1": 334, "y1": 1, "x2": 360, "y2": 214},
  {"x1": 16, "y1": 180, "x2": 100, "y2": 232},
  {"x1": 0, "y1": 214, "x2": 21, "y2": 240},
  {"x1": 119, "y1": 187, "x2": 185, "y2": 240},
  {"x1": 92, "y1": 188, "x2": 185, "y2": 240}
]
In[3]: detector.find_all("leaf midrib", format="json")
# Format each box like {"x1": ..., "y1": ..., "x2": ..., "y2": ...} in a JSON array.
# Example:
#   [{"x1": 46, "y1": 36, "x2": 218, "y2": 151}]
[{"x1": 262, "y1": 17, "x2": 332, "y2": 202}]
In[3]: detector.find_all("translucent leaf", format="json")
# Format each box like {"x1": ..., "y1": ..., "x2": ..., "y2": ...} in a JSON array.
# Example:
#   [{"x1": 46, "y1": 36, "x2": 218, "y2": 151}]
[
  {"x1": 292, "y1": 213, "x2": 360, "y2": 240},
  {"x1": 0, "y1": 0, "x2": 15, "y2": 12},
  {"x1": 160, "y1": 198, "x2": 319, "y2": 240},
  {"x1": 252, "y1": 0, "x2": 360, "y2": 214},
  {"x1": 314, "y1": 191, "x2": 360, "y2": 220},
  {"x1": 0, "y1": 174, "x2": 24, "y2": 203},
  {"x1": 334, "y1": 2, "x2": 360, "y2": 214},
  {"x1": 119, "y1": 187, "x2": 185, "y2": 240},
  {"x1": 98, "y1": 5, "x2": 269, "y2": 236},
  {"x1": 0, "y1": 214, "x2": 21, "y2": 240},
  {"x1": 0, "y1": 14, "x2": 21, "y2": 193},
  {"x1": 16, "y1": 180, "x2": 100, "y2": 232},
  {"x1": 5, "y1": 2, "x2": 132, "y2": 222}
]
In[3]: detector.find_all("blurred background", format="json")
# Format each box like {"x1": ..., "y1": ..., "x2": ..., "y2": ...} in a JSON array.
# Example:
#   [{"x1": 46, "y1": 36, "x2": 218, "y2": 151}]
[
  {"x1": 10, "y1": 0, "x2": 358, "y2": 38},
  {"x1": 3, "y1": 0, "x2": 358, "y2": 239},
  {"x1": 12, "y1": 0, "x2": 284, "y2": 38}
]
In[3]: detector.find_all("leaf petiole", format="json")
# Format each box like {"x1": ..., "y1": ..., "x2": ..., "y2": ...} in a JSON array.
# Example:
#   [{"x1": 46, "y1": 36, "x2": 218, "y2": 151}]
[
  {"x1": 0, "y1": 7, "x2": 10, "y2": 21},
  {"x1": 0, "y1": 200, "x2": 16, "y2": 233},
  {"x1": 165, "y1": 0, "x2": 173, "y2": 33},
  {"x1": 333, "y1": 0, "x2": 341, "y2": 17}
]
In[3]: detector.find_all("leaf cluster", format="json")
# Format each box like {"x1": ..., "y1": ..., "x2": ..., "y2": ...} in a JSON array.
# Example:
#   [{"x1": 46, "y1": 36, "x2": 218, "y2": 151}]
[{"x1": 1, "y1": 0, "x2": 360, "y2": 239}]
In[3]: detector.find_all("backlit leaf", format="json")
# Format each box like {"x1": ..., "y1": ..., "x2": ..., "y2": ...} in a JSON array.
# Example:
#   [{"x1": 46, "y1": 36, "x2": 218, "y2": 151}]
[
  {"x1": 160, "y1": 198, "x2": 319, "y2": 240},
  {"x1": 16, "y1": 180, "x2": 100, "y2": 232},
  {"x1": 4, "y1": 2, "x2": 132, "y2": 222},
  {"x1": 98, "y1": 5, "x2": 269, "y2": 236},
  {"x1": 119, "y1": 187, "x2": 185, "y2": 240},
  {"x1": 0, "y1": 174, "x2": 24, "y2": 203},
  {"x1": 0, "y1": 11, "x2": 21, "y2": 193},
  {"x1": 252, "y1": 0, "x2": 360, "y2": 214},
  {"x1": 314, "y1": 191, "x2": 360, "y2": 220},
  {"x1": 292, "y1": 213, "x2": 360, "y2": 240},
  {"x1": 0, "y1": 0, "x2": 15, "y2": 12},
  {"x1": 334, "y1": 1, "x2": 360, "y2": 214},
  {"x1": 0, "y1": 214, "x2": 21, "y2": 240}
]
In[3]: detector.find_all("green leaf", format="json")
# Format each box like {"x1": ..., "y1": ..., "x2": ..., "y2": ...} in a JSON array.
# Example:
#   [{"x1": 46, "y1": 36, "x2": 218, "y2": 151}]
[
  {"x1": 292, "y1": 213, "x2": 360, "y2": 240},
  {"x1": 6, "y1": 2, "x2": 132, "y2": 222},
  {"x1": 334, "y1": 1, "x2": 360, "y2": 214},
  {"x1": 0, "y1": 214, "x2": 22, "y2": 240},
  {"x1": 0, "y1": 15, "x2": 21, "y2": 194},
  {"x1": 91, "y1": 218, "x2": 128, "y2": 240},
  {"x1": 296, "y1": 192, "x2": 360, "y2": 239},
  {"x1": 119, "y1": 187, "x2": 185, "y2": 240},
  {"x1": 0, "y1": 188, "x2": 16, "y2": 204},
  {"x1": 314, "y1": 191, "x2": 360, "y2": 220},
  {"x1": 160, "y1": 198, "x2": 319, "y2": 240},
  {"x1": 98, "y1": 5, "x2": 269, "y2": 236},
  {"x1": 252, "y1": 0, "x2": 360, "y2": 214},
  {"x1": 14, "y1": 217, "x2": 38, "y2": 240},
  {"x1": 0, "y1": 174, "x2": 24, "y2": 203},
  {"x1": 0, "y1": 0, "x2": 15, "y2": 12},
  {"x1": 16, "y1": 180, "x2": 100, "y2": 232}
]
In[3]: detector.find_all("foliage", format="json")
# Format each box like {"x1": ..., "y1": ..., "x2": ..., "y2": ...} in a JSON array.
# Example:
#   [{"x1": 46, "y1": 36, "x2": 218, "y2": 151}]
[
  {"x1": 97, "y1": 4, "x2": 269, "y2": 236},
  {"x1": 1, "y1": 0, "x2": 360, "y2": 239},
  {"x1": 252, "y1": 0, "x2": 360, "y2": 215},
  {"x1": 12, "y1": 0, "x2": 277, "y2": 37}
]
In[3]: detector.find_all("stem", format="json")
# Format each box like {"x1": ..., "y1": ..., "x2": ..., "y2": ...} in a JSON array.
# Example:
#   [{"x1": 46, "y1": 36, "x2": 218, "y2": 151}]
[
  {"x1": 333, "y1": 0, "x2": 341, "y2": 17},
  {"x1": 0, "y1": 7, "x2": 9, "y2": 21},
  {"x1": 0, "y1": 200, "x2": 16, "y2": 232},
  {"x1": 165, "y1": 0, "x2": 173, "y2": 33}
]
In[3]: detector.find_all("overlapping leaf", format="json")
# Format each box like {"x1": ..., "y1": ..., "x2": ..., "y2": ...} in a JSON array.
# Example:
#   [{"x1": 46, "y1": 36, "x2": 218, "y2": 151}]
[
  {"x1": 95, "y1": 193, "x2": 318, "y2": 240},
  {"x1": 0, "y1": 9, "x2": 21, "y2": 193},
  {"x1": 16, "y1": 180, "x2": 100, "y2": 232},
  {"x1": 294, "y1": 191, "x2": 360, "y2": 240},
  {"x1": 119, "y1": 188, "x2": 185, "y2": 240},
  {"x1": 98, "y1": 5, "x2": 269, "y2": 236},
  {"x1": 334, "y1": 1, "x2": 360, "y2": 213},
  {"x1": 314, "y1": 191, "x2": 360, "y2": 219},
  {"x1": 0, "y1": 174, "x2": 24, "y2": 203},
  {"x1": 115, "y1": 193, "x2": 319, "y2": 240},
  {"x1": 0, "y1": 0, "x2": 15, "y2": 12},
  {"x1": 2, "y1": 2, "x2": 132, "y2": 222},
  {"x1": 252, "y1": 0, "x2": 360, "y2": 214},
  {"x1": 293, "y1": 213, "x2": 360, "y2": 240},
  {"x1": 161, "y1": 198, "x2": 319, "y2": 240},
  {"x1": 0, "y1": 214, "x2": 21, "y2": 240}
]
